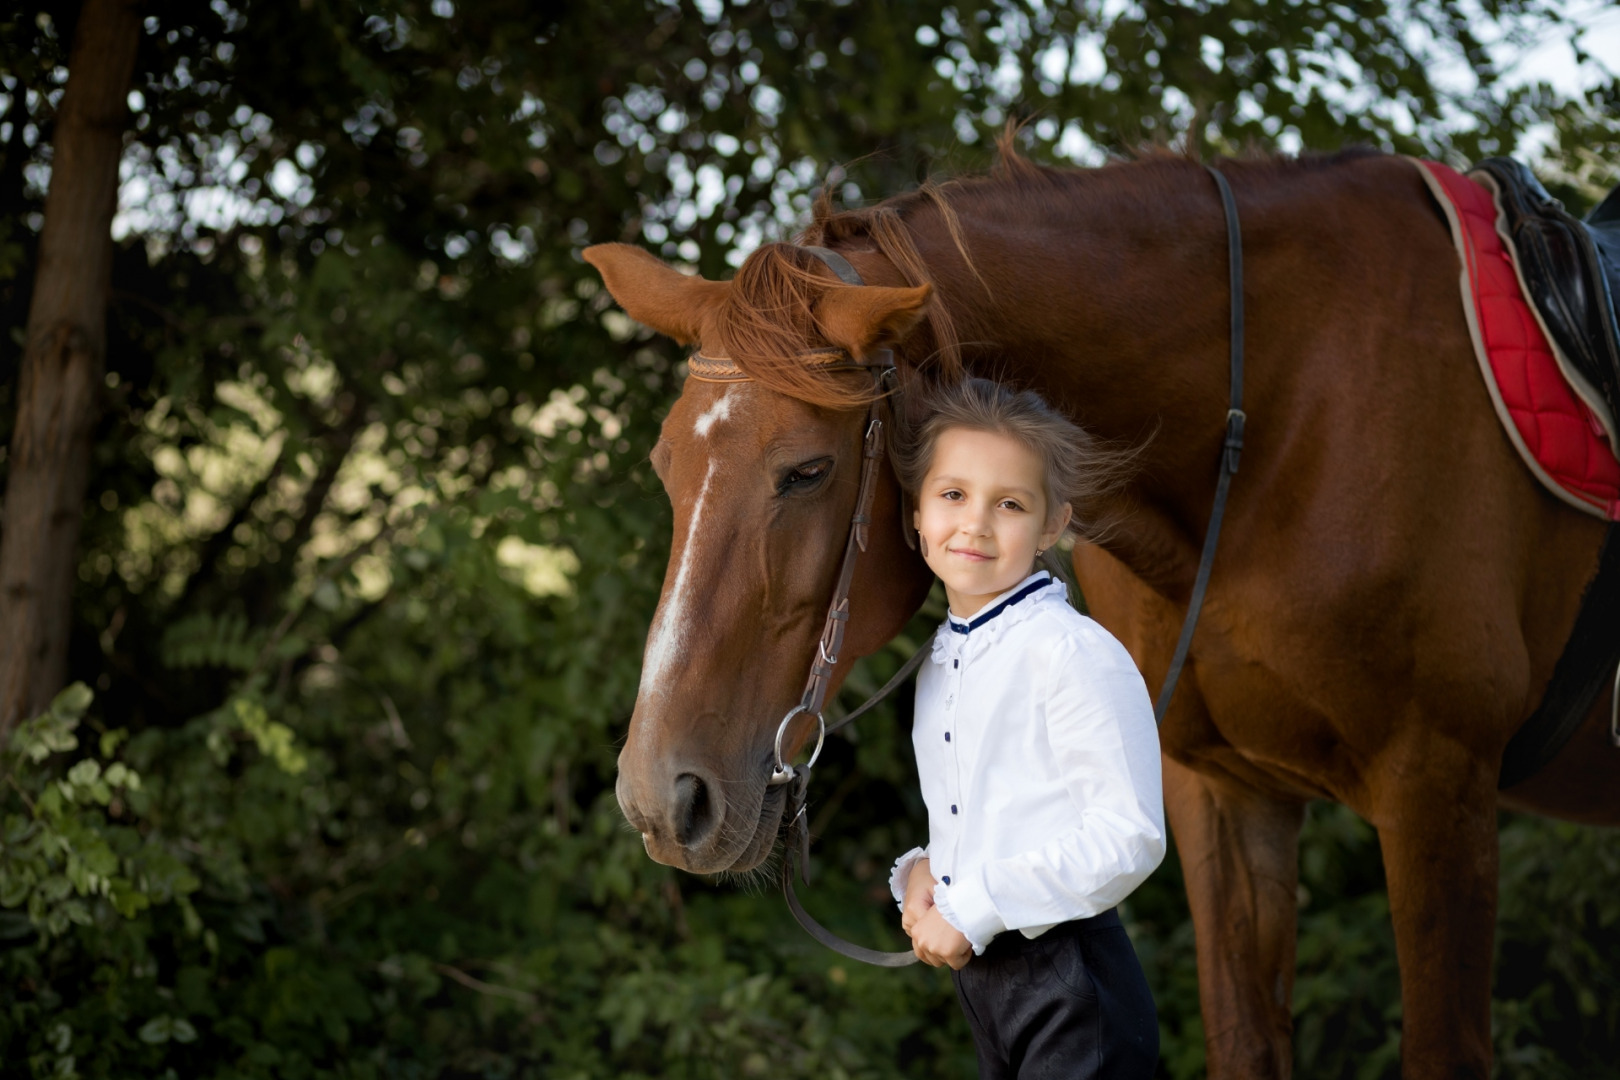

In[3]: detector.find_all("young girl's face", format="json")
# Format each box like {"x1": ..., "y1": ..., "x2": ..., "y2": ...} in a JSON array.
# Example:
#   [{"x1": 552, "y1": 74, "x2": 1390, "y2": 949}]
[{"x1": 913, "y1": 427, "x2": 1072, "y2": 617}]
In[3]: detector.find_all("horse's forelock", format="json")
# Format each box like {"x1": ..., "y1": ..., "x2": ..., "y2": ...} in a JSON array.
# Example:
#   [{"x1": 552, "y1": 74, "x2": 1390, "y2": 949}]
[
  {"x1": 703, "y1": 198, "x2": 971, "y2": 412},
  {"x1": 709, "y1": 244, "x2": 875, "y2": 410}
]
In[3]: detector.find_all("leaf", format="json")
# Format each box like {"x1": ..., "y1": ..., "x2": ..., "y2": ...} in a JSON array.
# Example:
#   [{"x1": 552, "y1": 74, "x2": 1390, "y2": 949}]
[
  {"x1": 49, "y1": 683, "x2": 93, "y2": 722},
  {"x1": 1, "y1": 873, "x2": 33, "y2": 908},
  {"x1": 137, "y1": 1016, "x2": 174, "y2": 1044},
  {"x1": 233, "y1": 697, "x2": 309, "y2": 775},
  {"x1": 160, "y1": 612, "x2": 265, "y2": 671},
  {"x1": 99, "y1": 728, "x2": 128, "y2": 758},
  {"x1": 65, "y1": 760, "x2": 101, "y2": 788},
  {"x1": 17, "y1": 713, "x2": 79, "y2": 762}
]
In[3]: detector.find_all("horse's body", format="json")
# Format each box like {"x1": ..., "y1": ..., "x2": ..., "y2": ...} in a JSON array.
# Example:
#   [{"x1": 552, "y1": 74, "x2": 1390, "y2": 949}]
[{"x1": 585, "y1": 148, "x2": 1620, "y2": 1079}]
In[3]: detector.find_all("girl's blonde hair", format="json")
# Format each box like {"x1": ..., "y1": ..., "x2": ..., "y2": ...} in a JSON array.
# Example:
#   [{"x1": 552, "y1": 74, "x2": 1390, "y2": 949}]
[{"x1": 893, "y1": 377, "x2": 1132, "y2": 576}]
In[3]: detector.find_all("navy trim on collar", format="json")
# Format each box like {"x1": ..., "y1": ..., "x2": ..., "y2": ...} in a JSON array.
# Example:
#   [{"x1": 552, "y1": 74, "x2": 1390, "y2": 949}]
[{"x1": 947, "y1": 573, "x2": 1055, "y2": 635}]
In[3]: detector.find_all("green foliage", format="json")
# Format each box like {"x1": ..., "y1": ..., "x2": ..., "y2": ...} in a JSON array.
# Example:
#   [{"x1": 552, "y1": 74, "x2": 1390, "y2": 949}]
[
  {"x1": 2, "y1": 0, "x2": 1618, "y2": 1076},
  {"x1": 0, "y1": 684, "x2": 178, "y2": 940},
  {"x1": 162, "y1": 612, "x2": 267, "y2": 672}
]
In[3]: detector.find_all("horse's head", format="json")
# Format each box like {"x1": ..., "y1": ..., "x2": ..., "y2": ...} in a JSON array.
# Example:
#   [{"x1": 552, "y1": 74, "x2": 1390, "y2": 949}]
[{"x1": 584, "y1": 241, "x2": 937, "y2": 873}]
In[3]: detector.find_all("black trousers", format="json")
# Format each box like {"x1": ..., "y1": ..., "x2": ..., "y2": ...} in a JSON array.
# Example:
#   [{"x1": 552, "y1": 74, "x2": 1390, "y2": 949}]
[{"x1": 949, "y1": 908, "x2": 1158, "y2": 1080}]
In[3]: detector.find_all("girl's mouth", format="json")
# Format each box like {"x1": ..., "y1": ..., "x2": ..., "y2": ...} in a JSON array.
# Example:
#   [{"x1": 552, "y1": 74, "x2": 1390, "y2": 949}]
[{"x1": 949, "y1": 547, "x2": 993, "y2": 561}]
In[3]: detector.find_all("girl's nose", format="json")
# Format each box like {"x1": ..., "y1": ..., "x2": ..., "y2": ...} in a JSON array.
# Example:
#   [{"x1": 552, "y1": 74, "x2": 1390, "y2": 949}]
[{"x1": 961, "y1": 502, "x2": 994, "y2": 534}]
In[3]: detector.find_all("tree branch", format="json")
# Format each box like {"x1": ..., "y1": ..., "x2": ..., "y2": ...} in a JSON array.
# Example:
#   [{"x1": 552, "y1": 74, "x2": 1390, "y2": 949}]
[
  {"x1": 173, "y1": 442, "x2": 291, "y2": 613},
  {"x1": 433, "y1": 963, "x2": 538, "y2": 1006}
]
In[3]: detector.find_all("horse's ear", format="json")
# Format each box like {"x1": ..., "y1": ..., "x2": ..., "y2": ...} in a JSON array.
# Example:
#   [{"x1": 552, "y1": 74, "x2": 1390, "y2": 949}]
[
  {"x1": 582, "y1": 243, "x2": 729, "y2": 346},
  {"x1": 814, "y1": 283, "x2": 932, "y2": 358}
]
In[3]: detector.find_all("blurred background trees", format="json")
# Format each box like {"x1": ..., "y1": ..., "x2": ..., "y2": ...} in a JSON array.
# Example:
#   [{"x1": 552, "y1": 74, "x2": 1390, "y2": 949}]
[{"x1": 0, "y1": 1, "x2": 1616, "y2": 1076}]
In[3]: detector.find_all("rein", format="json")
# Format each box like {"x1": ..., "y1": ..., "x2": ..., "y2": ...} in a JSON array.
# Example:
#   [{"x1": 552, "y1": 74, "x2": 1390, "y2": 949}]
[{"x1": 685, "y1": 164, "x2": 1245, "y2": 967}]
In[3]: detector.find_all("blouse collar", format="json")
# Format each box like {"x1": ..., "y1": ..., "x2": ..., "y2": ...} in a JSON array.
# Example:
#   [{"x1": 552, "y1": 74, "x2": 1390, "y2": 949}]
[{"x1": 931, "y1": 571, "x2": 1063, "y2": 665}]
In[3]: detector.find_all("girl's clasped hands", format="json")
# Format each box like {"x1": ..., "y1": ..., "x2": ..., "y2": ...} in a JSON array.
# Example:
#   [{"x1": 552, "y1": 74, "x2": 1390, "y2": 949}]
[{"x1": 901, "y1": 856, "x2": 972, "y2": 969}]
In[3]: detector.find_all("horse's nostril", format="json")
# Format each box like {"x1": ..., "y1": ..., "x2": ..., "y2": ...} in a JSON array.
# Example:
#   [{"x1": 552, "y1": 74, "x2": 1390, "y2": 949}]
[{"x1": 672, "y1": 772, "x2": 718, "y2": 848}]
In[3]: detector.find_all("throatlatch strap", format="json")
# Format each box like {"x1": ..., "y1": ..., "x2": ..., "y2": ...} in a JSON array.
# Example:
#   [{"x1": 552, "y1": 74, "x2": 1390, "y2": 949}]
[{"x1": 1154, "y1": 165, "x2": 1247, "y2": 724}]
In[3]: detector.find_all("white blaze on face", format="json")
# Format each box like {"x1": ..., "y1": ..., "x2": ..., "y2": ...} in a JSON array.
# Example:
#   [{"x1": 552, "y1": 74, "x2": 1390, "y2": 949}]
[
  {"x1": 639, "y1": 388, "x2": 739, "y2": 700},
  {"x1": 692, "y1": 389, "x2": 734, "y2": 438},
  {"x1": 640, "y1": 460, "x2": 715, "y2": 699}
]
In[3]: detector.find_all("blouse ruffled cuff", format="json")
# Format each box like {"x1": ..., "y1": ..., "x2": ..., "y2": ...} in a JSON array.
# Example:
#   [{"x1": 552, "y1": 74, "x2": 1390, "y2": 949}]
[
  {"x1": 933, "y1": 874, "x2": 1006, "y2": 955},
  {"x1": 888, "y1": 847, "x2": 930, "y2": 907}
]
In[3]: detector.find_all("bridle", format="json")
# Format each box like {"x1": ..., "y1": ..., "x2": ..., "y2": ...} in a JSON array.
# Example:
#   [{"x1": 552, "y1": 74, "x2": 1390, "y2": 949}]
[
  {"x1": 694, "y1": 341, "x2": 896, "y2": 790},
  {"x1": 679, "y1": 164, "x2": 1247, "y2": 968},
  {"x1": 686, "y1": 244, "x2": 930, "y2": 965}
]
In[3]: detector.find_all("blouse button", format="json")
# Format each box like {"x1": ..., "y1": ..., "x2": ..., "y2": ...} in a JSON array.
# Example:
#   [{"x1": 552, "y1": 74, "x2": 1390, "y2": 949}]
[
  {"x1": 951, "y1": 804, "x2": 958, "y2": 814},
  {"x1": 944, "y1": 732, "x2": 951, "y2": 742},
  {"x1": 942, "y1": 876, "x2": 951, "y2": 885}
]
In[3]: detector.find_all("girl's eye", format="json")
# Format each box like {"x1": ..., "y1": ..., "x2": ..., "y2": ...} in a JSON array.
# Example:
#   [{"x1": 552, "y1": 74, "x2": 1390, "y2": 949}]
[
  {"x1": 1000, "y1": 499, "x2": 1025, "y2": 511},
  {"x1": 777, "y1": 459, "x2": 831, "y2": 495},
  {"x1": 940, "y1": 490, "x2": 963, "y2": 501}
]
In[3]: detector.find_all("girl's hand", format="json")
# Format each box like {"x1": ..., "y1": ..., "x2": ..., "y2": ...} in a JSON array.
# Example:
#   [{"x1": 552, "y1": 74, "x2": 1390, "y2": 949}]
[
  {"x1": 900, "y1": 857, "x2": 936, "y2": 935},
  {"x1": 910, "y1": 907, "x2": 973, "y2": 970}
]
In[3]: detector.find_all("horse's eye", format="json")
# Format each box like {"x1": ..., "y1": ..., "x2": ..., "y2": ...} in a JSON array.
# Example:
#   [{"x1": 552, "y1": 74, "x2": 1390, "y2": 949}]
[{"x1": 777, "y1": 458, "x2": 832, "y2": 496}]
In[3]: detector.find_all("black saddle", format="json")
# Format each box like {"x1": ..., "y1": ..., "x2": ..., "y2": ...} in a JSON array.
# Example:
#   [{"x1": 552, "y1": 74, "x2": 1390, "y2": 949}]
[{"x1": 1471, "y1": 157, "x2": 1620, "y2": 437}]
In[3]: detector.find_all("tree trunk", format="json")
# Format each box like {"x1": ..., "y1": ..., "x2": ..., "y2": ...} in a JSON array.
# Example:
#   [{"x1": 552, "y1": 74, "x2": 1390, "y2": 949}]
[{"x1": 0, "y1": 0, "x2": 142, "y2": 740}]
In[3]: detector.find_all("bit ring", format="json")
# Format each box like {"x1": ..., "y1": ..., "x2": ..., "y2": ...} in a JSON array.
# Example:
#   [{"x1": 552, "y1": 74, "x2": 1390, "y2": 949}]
[{"x1": 768, "y1": 705, "x2": 826, "y2": 785}]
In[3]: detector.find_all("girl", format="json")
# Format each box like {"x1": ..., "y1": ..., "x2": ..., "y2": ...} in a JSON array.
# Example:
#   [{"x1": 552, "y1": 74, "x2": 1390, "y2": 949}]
[{"x1": 889, "y1": 377, "x2": 1164, "y2": 1079}]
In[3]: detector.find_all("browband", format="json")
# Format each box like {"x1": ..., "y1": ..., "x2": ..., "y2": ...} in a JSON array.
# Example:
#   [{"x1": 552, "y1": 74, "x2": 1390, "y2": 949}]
[{"x1": 688, "y1": 348, "x2": 894, "y2": 383}]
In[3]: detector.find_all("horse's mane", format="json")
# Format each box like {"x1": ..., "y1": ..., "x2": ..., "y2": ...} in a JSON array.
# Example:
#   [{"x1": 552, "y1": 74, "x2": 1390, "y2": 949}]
[{"x1": 705, "y1": 134, "x2": 1380, "y2": 410}]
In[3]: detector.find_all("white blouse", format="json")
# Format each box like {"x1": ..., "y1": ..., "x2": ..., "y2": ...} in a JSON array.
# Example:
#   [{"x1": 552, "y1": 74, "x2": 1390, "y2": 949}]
[{"x1": 889, "y1": 571, "x2": 1166, "y2": 954}]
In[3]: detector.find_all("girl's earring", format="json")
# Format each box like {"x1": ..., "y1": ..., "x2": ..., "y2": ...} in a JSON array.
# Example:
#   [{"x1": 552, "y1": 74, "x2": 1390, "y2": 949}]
[
  {"x1": 919, "y1": 534, "x2": 929, "y2": 557},
  {"x1": 1035, "y1": 548, "x2": 1044, "y2": 557}
]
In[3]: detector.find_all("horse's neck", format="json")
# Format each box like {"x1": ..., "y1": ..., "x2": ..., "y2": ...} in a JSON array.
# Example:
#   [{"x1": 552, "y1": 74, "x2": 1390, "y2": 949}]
[
  {"x1": 906, "y1": 170, "x2": 1246, "y2": 584},
  {"x1": 922, "y1": 171, "x2": 1236, "y2": 442}
]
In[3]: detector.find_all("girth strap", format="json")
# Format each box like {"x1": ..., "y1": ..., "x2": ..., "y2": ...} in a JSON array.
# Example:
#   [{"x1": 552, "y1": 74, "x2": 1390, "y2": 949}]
[
  {"x1": 1154, "y1": 165, "x2": 1247, "y2": 723},
  {"x1": 1498, "y1": 522, "x2": 1620, "y2": 787}
]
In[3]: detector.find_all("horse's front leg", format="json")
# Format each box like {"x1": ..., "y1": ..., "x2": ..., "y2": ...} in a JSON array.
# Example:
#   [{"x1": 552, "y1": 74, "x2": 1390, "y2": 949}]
[
  {"x1": 1166, "y1": 755, "x2": 1306, "y2": 1079},
  {"x1": 1370, "y1": 740, "x2": 1498, "y2": 1079}
]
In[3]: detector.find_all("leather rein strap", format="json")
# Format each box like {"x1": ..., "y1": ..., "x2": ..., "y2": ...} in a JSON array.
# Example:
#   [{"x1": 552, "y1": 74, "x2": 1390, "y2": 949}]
[{"x1": 1153, "y1": 165, "x2": 1247, "y2": 724}]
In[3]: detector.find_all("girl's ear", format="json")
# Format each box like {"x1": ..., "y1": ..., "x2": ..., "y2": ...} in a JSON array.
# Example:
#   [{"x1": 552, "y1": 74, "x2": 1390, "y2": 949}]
[{"x1": 1041, "y1": 503, "x2": 1074, "y2": 550}]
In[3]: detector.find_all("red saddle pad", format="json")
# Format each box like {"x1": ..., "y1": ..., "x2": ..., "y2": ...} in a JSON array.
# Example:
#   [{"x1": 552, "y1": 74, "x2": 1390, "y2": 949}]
[{"x1": 1413, "y1": 158, "x2": 1620, "y2": 521}]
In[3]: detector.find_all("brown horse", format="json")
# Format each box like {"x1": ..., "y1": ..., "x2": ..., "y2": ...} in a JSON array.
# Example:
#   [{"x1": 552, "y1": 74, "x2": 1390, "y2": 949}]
[{"x1": 583, "y1": 146, "x2": 1620, "y2": 1079}]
